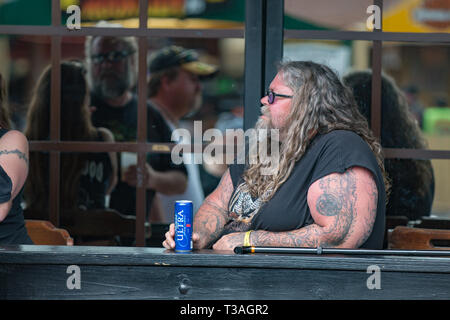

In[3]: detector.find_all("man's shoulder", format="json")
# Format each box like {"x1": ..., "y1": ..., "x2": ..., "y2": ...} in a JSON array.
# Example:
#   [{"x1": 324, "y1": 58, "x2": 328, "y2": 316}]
[
  {"x1": 147, "y1": 102, "x2": 165, "y2": 119},
  {"x1": 146, "y1": 102, "x2": 171, "y2": 128},
  {"x1": 315, "y1": 130, "x2": 367, "y2": 150},
  {"x1": 320, "y1": 129, "x2": 362, "y2": 141}
]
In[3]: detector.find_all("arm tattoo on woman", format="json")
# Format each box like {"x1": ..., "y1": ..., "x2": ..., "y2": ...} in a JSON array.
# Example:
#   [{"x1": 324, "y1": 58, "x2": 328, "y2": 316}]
[{"x1": 0, "y1": 149, "x2": 29, "y2": 166}]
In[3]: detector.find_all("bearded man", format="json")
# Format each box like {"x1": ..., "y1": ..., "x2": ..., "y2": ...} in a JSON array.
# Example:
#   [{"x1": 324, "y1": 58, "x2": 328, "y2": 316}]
[
  {"x1": 85, "y1": 32, "x2": 187, "y2": 217},
  {"x1": 163, "y1": 61, "x2": 389, "y2": 251}
]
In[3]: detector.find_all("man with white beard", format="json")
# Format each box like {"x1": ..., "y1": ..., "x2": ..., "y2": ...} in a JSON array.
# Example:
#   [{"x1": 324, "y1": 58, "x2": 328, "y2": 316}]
[
  {"x1": 164, "y1": 61, "x2": 389, "y2": 251},
  {"x1": 85, "y1": 33, "x2": 187, "y2": 219}
]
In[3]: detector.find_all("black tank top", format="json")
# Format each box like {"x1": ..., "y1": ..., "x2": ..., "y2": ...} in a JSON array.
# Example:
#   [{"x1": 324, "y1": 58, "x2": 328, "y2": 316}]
[
  {"x1": 0, "y1": 128, "x2": 33, "y2": 245},
  {"x1": 228, "y1": 130, "x2": 386, "y2": 249}
]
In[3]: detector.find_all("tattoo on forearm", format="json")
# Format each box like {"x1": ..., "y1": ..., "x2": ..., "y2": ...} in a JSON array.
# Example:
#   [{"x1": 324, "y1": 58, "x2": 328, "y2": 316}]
[
  {"x1": 252, "y1": 224, "x2": 323, "y2": 248},
  {"x1": 0, "y1": 149, "x2": 28, "y2": 166},
  {"x1": 195, "y1": 199, "x2": 229, "y2": 249}
]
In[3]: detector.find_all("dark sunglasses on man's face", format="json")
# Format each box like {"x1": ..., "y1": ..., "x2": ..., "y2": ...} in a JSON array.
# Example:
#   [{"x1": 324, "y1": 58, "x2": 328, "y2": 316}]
[
  {"x1": 91, "y1": 50, "x2": 134, "y2": 64},
  {"x1": 265, "y1": 89, "x2": 293, "y2": 104}
]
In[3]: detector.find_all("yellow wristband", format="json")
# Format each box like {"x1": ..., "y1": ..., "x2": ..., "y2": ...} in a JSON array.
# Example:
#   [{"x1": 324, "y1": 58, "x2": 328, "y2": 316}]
[{"x1": 244, "y1": 230, "x2": 253, "y2": 247}]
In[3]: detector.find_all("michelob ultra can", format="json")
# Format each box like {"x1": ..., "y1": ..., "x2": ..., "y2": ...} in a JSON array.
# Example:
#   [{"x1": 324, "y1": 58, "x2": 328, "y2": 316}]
[{"x1": 174, "y1": 200, "x2": 193, "y2": 252}]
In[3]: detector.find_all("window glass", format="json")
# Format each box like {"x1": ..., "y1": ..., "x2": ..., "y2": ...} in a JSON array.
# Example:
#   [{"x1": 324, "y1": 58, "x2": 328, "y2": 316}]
[
  {"x1": 61, "y1": 0, "x2": 139, "y2": 28},
  {"x1": 0, "y1": 0, "x2": 51, "y2": 26},
  {"x1": 23, "y1": 151, "x2": 50, "y2": 220},
  {"x1": 382, "y1": 158, "x2": 450, "y2": 221},
  {"x1": 60, "y1": 0, "x2": 246, "y2": 30},
  {"x1": 147, "y1": 37, "x2": 244, "y2": 222},
  {"x1": 3, "y1": 35, "x2": 51, "y2": 133},
  {"x1": 430, "y1": 159, "x2": 450, "y2": 218},
  {"x1": 383, "y1": 0, "x2": 450, "y2": 34},
  {"x1": 283, "y1": 39, "x2": 355, "y2": 77},
  {"x1": 382, "y1": 42, "x2": 449, "y2": 149},
  {"x1": 284, "y1": 0, "x2": 375, "y2": 31},
  {"x1": 148, "y1": 0, "x2": 244, "y2": 30}
]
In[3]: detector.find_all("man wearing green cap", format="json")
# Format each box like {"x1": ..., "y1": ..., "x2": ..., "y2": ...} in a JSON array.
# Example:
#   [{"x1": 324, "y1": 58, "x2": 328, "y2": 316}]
[{"x1": 147, "y1": 45, "x2": 218, "y2": 222}]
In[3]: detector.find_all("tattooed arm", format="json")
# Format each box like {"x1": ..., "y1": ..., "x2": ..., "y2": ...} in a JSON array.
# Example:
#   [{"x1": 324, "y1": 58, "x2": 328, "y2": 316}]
[
  {"x1": 0, "y1": 130, "x2": 29, "y2": 222},
  {"x1": 163, "y1": 168, "x2": 233, "y2": 250},
  {"x1": 250, "y1": 166, "x2": 378, "y2": 248},
  {"x1": 212, "y1": 166, "x2": 378, "y2": 251}
]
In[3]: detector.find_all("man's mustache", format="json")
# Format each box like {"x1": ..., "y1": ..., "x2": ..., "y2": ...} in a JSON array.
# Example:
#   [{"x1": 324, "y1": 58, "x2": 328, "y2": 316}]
[{"x1": 260, "y1": 105, "x2": 271, "y2": 118}]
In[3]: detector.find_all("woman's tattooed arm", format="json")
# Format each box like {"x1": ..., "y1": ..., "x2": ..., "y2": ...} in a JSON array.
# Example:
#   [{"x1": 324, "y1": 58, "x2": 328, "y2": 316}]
[{"x1": 0, "y1": 148, "x2": 28, "y2": 166}]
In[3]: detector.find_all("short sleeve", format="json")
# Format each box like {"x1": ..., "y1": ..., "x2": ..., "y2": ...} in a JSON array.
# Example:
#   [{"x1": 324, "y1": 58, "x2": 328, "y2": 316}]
[
  {"x1": 311, "y1": 131, "x2": 380, "y2": 185},
  {"x1": 0, "y1": 164, "x2": 12, "y2": 204}
]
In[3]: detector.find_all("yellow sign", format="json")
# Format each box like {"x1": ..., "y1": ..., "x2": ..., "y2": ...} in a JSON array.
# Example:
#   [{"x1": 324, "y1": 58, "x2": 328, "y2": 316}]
[
  {"x1": 62, "y1": 0, "x2": 189, "y2": 20},
  {"x1": 383, "y1": 0, "x2": 450, "y2": 33}
]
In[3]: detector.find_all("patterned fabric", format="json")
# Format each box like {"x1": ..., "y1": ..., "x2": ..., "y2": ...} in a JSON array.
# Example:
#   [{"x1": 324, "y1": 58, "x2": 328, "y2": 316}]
[{"x1": 223, "y1": 182, "x2": 266, "y2": 234}]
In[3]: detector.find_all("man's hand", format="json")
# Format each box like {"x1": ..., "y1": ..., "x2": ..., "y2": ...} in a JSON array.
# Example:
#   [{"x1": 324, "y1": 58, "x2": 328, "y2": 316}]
[
  {"x1": 123, "y1": 163, "x2": 187, "y2": 194},
  {"x1": 123, "y1": 163, "x2": 155, "y2": 188},
  {"x1": 212, "y1": 232, "x2": 245, "y2": 252},
  {"x1": 162, "y1": 223, "x2": 200, "y2": 250}
]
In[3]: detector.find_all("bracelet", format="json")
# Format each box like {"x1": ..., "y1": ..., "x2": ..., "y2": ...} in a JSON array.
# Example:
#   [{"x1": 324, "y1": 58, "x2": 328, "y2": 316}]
[{"x1": 244, "y1": 230, "x2": 253, "y2": 247}]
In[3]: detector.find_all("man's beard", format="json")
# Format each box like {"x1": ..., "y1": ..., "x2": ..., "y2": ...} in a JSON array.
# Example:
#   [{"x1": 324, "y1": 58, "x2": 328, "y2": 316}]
[
  {"x1": 93, "y1": 69, "x2": 132, "y2": 100},
  {"x1": 256, "y1": 105, "x2": 288, "y2": 139},
  {"x1": 246, "y1": 107, "x2": 282, "y2": 176}
]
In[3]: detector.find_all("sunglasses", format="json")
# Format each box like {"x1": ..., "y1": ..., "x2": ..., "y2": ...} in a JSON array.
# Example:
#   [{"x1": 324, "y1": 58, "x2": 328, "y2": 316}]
[
  {"x1": 91, "y1": 50, "x2": 135, "y2": 64},
  {"x1": 265, "y1": 89, "x2": 293, "y2": 104}
]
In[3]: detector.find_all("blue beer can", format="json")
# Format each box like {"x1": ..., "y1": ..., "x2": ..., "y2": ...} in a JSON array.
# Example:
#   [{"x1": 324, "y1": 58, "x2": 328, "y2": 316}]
[{"x1": 174, "y1": 200, "x2": 193, "y2": 252}]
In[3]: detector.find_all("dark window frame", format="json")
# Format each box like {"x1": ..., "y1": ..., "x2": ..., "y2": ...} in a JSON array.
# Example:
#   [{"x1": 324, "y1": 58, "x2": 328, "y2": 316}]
[{"x1": 0, "y1": 0, "x2": 448, "y2": 246}]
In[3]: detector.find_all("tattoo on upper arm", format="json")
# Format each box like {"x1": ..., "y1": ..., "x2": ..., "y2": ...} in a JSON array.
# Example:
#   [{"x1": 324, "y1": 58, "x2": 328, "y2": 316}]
[
  {"x1": 355, "y1": 179, "x2": 378, "y2": 247},
  {"x1": 315, "y1": 168, "x2": 357, "y2": 245},
  {"x1": 316, "y1": 194, "x2": 342, "y2": 216},
  {"x1": 251, "y1": 169, "x2": 378, "y2": 249},
  {"x1": 0, "y1": 149, "x2": 29, "y2": 166}
]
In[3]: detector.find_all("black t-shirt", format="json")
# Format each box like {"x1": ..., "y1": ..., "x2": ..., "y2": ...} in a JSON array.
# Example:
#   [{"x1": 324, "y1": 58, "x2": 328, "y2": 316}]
[
  {"x1": 228, "y1": 130, "x2": 386, "y2": 249},
  {"x1": 0, "y1": 129, "x2": 33, "y2": 245},
  {"x1": 77, "y1": 130, "x2": 113, "y2": 210},
  {"x1": 91, "y1": 93, "x2": 187, "y2": 215}
]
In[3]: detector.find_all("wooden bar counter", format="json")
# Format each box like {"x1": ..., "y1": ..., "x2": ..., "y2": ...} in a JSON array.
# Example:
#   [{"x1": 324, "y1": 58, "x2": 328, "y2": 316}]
[{"x1": 0, "y1": 245, "x2": 449, "y2": 300}]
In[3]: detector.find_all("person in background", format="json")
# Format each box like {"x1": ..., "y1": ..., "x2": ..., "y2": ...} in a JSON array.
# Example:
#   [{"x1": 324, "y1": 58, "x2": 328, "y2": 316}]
[
  {"x1": 85, "y1": 29, "x2": 187, "y2": 219},
  {"x1": 164, "y1": 61, "x2": 389, "y2": 252},
  {"x1": 147, "y1": 45, "x2": 218, "y2": 222},
  {"x1": 0, "y1": 72, "x2": 33, "y2": 244},
  {"x1": 404, "y1": 85, "x2": 425, "y2": 129},
  {"x1": 203, "y1": 97, "x2": 244, "y2": 183},
  {"x1": 24, "y1": 61, "x2": 117, "y2": 214},
  {"x1": 343, "y1": 70, "x2": 434, "y2": 221}
]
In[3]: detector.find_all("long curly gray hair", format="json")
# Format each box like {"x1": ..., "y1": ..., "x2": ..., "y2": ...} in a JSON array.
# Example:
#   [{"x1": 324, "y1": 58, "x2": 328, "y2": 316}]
[{"x1": 242, "y1": 61, "x2": 390, "y2": 202}]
